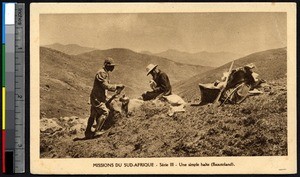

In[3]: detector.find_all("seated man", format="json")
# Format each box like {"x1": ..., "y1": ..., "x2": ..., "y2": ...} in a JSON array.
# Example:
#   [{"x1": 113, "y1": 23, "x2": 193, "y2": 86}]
[{"x1": 142, "y1": 64, "x2": 172, "y2": 101}]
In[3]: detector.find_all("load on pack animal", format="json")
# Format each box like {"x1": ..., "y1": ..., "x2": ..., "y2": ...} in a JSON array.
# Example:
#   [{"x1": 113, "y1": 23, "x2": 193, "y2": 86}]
[{"x1": 196, "y1": 62, "x2": 265, "y2": 106}]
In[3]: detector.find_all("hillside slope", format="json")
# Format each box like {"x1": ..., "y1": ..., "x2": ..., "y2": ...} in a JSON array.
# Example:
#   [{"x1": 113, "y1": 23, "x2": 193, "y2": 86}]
[
  {"x1": 40, "y1": 47, "x2": 212, "y2": 118},
  {"x1": 40, "y1": 47, "x2": 94, "y2": 118},
  {"x1": 173, "y1": 47, "x2": 287, "y2": 102},
  {"x1": 41, "y1": 78, "x2": 287, "y2": 158}
]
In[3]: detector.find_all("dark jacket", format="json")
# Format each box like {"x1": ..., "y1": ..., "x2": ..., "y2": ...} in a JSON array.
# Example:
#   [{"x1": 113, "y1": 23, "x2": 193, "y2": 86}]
[
  {"x1": 153, "y1": 70, "x2": 172, "y2": 96},
  {"x1": 90, "y1": 68, "x2": 117, "y2": 106}
]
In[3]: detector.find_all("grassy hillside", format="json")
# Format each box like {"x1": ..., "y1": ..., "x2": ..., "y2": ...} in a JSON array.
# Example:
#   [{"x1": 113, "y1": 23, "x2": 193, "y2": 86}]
[
  {"x1": 40, "y1": 78, "x2": 287, "y2": 158},
  {"x1": 173, "y1": 47, "x2": 287, "y2": 102},
  {"x1": 40, "y1": 47, "x2": 212, "y2": 118},
  {"x1": 40, "y1": 47, "x2": 93, "y2": 118}
]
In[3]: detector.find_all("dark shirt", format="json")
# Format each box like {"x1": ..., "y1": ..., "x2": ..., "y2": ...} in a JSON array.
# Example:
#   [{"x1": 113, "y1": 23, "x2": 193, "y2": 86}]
[
  {"x1": 153, "y1": 70, "x2": 172, "y2": 96},
  {"x1": 90, "y1": 68, "x2": 117, "y2": 105}
]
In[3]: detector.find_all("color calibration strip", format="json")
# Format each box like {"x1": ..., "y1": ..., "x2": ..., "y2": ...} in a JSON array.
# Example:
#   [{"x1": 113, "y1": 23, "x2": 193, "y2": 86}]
[
  {"x1": 1, "y1": 2, "x2": 4, "y2": 171},
  {"x1": 2, "y1": 3, "x2": 25, "y2": 173}
]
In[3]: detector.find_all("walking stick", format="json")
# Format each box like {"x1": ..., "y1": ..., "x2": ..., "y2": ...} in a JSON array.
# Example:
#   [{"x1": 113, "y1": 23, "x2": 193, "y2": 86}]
[{"x1": 209, "y1": 61, "x2": 234, "y2": 113}]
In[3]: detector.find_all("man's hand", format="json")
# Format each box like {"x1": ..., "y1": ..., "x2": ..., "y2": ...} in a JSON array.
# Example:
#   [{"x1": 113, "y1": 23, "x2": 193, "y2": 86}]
[{"x1": 116, "y1": 84, "x2": 125, "y2": 94}]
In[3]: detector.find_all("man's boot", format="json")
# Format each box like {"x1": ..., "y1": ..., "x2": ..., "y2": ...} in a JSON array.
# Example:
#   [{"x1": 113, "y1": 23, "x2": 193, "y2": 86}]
[
  {"x1": 85, "y1": 115, "x2": 95, "y2": 139},
  {"x1": 94, "y1": 115, "x2": 107, "y2": 135}
]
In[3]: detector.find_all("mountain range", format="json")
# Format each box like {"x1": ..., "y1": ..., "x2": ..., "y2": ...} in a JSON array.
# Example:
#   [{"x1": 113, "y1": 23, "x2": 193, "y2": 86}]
[
  {"x1": 142, "y1": 49, "x2": 242, "y2": 67},
  {"x1": 44, "y1": 43, "x2": 96, "y2": 55},
  {"x1": 45, "y1": 43, "x2": 242, "y2": 67}
]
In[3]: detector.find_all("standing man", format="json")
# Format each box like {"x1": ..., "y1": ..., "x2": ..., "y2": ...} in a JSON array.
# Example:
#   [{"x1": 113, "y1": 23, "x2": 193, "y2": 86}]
[
  {"x1": 85, "y1": 57, "x2": 124, "y2": 139},
  {"x1": 142, "y1": 64, "x2": 172, "y2": 101}
]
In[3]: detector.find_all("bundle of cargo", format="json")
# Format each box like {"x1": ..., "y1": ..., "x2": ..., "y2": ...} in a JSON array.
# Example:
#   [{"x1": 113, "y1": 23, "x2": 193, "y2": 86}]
[{"x1": 196, "y1": 62, "x2": 265, "y2": 106}]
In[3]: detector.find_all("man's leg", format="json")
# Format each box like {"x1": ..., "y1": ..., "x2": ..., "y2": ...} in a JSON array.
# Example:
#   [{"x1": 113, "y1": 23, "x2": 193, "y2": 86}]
[
  {"x1": 142, "y1": 91, "x2": 162, "y2": 101},
  {"x1": 85, "y1": 106, "x2": 98, "y2": 138},
  {"x1": 94, "y1": 102, "x2": 110, "y2": 132}
]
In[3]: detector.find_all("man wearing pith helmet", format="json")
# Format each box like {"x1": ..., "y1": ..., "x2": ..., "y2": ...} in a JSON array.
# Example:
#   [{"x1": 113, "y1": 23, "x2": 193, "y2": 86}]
[
  {"x1": 85, "y1": 57, "x2": 125, "y2": 139},
  {"x1": 142, "y1": 64, "x2": 172, "y2": 101}
]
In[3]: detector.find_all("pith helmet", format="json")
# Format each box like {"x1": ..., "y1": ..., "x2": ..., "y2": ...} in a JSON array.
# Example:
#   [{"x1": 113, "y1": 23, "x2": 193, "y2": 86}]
[
  {"x1": 104, "y1": 57, "x2": 116, "y2": 66},
  {"x1": 146, "y1": 64, "x2": 158, "y2": 76}
]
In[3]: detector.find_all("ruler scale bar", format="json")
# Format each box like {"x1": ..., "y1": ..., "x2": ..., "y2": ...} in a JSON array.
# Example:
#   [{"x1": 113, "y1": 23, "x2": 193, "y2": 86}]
[{"x1": 14, "y1": 3, "x2": 25, "y2": 173}]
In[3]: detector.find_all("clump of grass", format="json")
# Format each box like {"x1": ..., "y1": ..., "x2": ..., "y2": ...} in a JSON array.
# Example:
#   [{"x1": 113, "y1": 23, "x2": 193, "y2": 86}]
[{"x1": 140, "y1": 101, "x2": 169, "y2": 118}]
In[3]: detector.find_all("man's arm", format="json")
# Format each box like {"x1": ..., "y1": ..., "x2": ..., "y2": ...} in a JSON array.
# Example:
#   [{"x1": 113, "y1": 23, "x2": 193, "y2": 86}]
[{"x1": 96, "y1": 71, "x2": 117, "y2": 92}]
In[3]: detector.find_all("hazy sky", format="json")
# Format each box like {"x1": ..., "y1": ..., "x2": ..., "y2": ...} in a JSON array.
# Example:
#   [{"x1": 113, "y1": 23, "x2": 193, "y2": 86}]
[{"x1": 40, "y1": 13, "x2": 286, "y2": 55}]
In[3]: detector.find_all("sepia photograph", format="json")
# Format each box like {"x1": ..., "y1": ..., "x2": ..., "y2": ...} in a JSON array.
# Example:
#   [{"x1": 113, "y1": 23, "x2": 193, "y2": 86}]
[{"x1": 30, "y1": 3, "x2": 296, "y2": 174}]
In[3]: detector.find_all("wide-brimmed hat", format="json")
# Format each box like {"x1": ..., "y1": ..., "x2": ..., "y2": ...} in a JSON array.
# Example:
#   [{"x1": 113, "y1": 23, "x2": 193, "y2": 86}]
[
  {"x1": 104, "y1": 57, "x2": 116, "y2": 66},
  {"x1": 146, "y1": 64, "x2": 158, "y2": 75}
]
